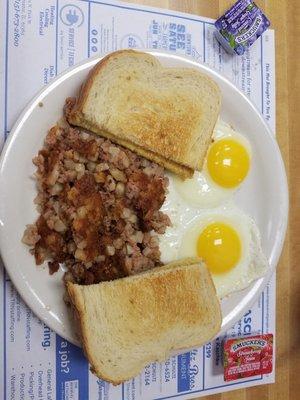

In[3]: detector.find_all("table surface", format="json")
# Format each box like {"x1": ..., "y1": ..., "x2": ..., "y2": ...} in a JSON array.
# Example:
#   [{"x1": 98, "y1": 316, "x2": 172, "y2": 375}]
[{"x1": 128, "y1": 0, "x2": 299, "y2": 399}]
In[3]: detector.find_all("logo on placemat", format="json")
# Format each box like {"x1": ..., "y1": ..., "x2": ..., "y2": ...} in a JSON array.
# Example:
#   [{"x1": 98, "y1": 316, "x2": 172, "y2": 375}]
[
  {"x1": 60, "y1": 4, "x2": 84, "y2": 27},
  {"x1": 120, "y1": 34, "x2": 144, "y2": 49}
]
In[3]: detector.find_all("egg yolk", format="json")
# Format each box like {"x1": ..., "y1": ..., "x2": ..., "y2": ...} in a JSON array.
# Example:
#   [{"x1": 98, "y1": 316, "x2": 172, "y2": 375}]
[
  {"x1": 207, "y1": 139, "x2": 250, "y2": 188},
  {"x1": 197, "y1": 222, "x2": 241, "y2": 274}
]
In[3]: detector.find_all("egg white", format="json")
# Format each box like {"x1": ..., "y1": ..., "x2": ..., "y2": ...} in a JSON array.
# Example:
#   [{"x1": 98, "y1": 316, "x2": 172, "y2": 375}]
[
  {"x1": 159, "y1": 120, "x2": 267, "y2": 299},
  {"x1": 159, "y1": 178, "x2": 269, "y2": 299},
  {"x1": 173, "y1": 120, "x2": 252, "y2": 208},
  {"x1": 178, "y1": 210, "x2": 269, "y2": 299}
]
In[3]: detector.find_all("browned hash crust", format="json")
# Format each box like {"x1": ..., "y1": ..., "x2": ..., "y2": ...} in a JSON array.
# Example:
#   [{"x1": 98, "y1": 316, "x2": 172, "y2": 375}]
[{"x1": 22, "y1": 115, "x2": 171, "y2": 285}]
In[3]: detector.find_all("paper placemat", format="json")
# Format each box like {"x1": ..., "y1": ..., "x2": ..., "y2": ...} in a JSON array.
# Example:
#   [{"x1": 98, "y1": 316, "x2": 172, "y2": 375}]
[{"x1": 0, "y1": 1, "x2": 276, "y2": 399}]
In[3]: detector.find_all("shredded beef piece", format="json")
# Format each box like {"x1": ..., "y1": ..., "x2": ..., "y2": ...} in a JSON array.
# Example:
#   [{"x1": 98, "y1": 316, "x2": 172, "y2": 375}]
[
  {"x1": 48, "y1": 261, "x2": 60, "y2": 275},
  {"x1": 127, "y1": 171, "x2": 165, "y2": 213},
  {"x1": 64, "y1": 97, "x2": 76, "y2": 120}
]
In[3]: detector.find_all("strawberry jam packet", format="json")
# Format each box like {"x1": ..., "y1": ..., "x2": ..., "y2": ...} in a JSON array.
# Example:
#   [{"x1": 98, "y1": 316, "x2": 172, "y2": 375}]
[{"x1": 223, "y1": 334, "x2": 273, "y2": 381}]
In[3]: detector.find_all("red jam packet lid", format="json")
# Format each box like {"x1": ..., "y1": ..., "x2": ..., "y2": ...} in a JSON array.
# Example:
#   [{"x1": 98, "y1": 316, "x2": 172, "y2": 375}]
[{"x1": 223, "y1": 334, "x2": 273, "y2": 381}]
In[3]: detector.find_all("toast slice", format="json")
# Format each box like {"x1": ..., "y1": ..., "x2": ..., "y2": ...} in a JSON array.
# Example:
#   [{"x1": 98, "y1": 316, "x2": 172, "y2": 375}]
[
  {"x1": 67, "y1": 258, "x2": 222, "y2": 384},
  {"x1": 67, "y1": 50, "x2": 221, "y2": 179}
]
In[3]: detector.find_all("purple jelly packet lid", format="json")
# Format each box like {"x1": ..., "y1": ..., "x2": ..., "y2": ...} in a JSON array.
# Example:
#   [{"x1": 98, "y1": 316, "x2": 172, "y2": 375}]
[{"x1": 214, "y1": 0, "x2": 270, "y2": 55}]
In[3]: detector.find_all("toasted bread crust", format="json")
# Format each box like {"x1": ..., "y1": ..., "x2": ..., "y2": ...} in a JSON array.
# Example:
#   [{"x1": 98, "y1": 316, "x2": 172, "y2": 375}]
[
  {"x1": 70, "y1": 50, "x2": 143, "y2": 118},
  {"x1": 67, "y1": 259, "x2": 222, "y2": 385},
  {"x1": 67, "y1": 283, "x2": 124, "y2": 384},
  {"x1": 67, "y1": 116, "x2": 193, "y2": 179},
  {"x1": 68, "y1": 50, "x2": 221, "y2": 178}
]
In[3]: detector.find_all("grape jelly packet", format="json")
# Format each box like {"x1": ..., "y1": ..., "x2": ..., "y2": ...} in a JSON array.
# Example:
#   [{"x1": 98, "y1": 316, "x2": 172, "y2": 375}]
[
  {"x1": 214, "y1": 0, "x2": 270, "y2": 55},
  {"x1": 223, "y1": 334, "x2": 273, "y2": 381}
]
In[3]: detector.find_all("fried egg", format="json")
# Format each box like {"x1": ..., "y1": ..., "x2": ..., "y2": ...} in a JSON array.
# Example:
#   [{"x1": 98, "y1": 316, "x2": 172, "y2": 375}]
[
  {"x1": 178, "y1": 210, "x2": 268, "y2": 298},
  {"x1": 159, "y1": 119, "x2": 268, "y2": 298},
  {"x1": 173, "y1": 120, "x2": 251, "y2": 208},
  {"x1": 159, "y1": 188, "x2": 269, "y2": 298}
]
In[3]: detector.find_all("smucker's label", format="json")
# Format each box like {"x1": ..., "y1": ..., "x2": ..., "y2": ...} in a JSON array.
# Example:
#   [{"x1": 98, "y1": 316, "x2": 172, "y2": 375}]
[
  {"x1": 214, "y1": 0, "x2": 270, "y2": 55},
  {"x1": 224, "y1": 334, "x2": 273, "y2": 381}
]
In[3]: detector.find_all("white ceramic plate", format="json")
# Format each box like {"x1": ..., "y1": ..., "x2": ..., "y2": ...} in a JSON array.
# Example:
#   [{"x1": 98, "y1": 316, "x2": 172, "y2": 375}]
[{"x1": 0, "y1": 51, "x2": 288, "y2": 345}]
